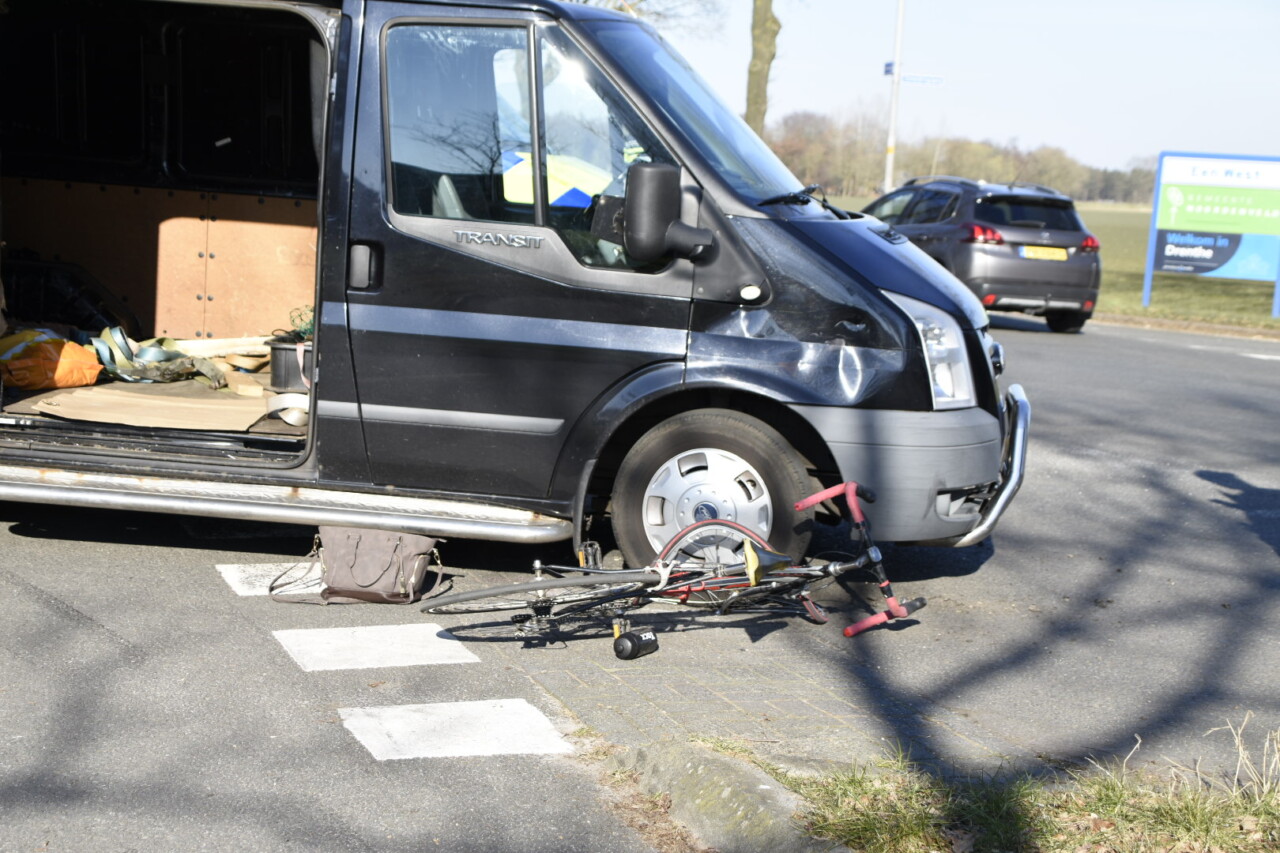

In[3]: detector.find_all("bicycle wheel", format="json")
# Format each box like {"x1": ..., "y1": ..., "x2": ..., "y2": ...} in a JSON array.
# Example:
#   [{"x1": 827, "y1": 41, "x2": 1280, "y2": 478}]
[
  {"x1": 422, "y1": 571, "x2": 654, "y2": 614},
  {"x1": 657, "y1": 519, "x2": 773, "y2": 566}
]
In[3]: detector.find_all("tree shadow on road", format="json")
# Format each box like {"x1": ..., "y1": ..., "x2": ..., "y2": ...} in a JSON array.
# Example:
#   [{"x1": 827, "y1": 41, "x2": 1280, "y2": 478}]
[
  {"x1": 814, "y1": 446, "x2": 1280, "y2": 786},
  {"x1": 1197, "y1": 469, "x2": 1280, "y2": 560}
]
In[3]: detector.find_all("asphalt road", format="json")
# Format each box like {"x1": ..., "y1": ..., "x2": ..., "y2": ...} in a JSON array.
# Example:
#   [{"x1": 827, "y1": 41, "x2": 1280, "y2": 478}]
[
  {"x1": 0, "y1": 510, "x2": 655, "y2": 852},
  {"x1": 2, "y1": 317, "x2": 1278, "y2": 850},
  {"x1": 934, "y1": 315, "x2": 1280, "y2": 772}
]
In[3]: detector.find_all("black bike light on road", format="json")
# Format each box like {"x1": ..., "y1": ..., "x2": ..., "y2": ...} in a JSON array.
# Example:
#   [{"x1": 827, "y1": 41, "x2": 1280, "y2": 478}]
[{"x1": 613, "y1": 630, "x2": 659, "y2": 660}]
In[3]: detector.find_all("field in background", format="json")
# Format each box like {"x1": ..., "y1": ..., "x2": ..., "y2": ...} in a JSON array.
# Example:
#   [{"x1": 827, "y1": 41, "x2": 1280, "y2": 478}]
[
  {"x1": 1078, "y1": 203, "x2": 1280, "y2": 332},
  {"x1": 832, "y1": 196, "x2": 1280, "y2": 333}
]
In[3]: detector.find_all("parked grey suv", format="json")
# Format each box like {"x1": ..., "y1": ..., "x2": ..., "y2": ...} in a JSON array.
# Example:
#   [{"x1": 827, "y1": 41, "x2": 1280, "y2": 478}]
[{"x1": 863, "y1": 177, "x2": 1101, "y2": 332}]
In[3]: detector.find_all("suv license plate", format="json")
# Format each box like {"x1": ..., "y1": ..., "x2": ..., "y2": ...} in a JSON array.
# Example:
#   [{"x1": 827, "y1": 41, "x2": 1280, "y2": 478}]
[{"x1": 1020, "y1": 245, "x2": 1069, "y2": 261}]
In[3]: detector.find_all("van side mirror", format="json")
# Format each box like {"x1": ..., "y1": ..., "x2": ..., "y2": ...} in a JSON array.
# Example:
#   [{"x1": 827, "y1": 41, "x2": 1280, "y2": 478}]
[{"x1": 623, "y1": 163, "x2": 714, "y2": 263}]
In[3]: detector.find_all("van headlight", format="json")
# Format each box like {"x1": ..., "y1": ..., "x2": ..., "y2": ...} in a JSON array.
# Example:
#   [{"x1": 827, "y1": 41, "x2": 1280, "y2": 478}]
[{"x1": 882, "y1": 292, "x2": 976, "y2": 410}]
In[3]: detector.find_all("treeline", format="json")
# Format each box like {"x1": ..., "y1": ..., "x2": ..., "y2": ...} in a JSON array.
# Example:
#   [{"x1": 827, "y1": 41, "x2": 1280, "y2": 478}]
[{"x1": 765, "y1": 109, "x2": 1155, "y2": 203}]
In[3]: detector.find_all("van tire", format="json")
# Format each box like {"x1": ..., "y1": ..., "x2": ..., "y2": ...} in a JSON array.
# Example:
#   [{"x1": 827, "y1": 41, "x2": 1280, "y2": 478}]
[{"x1": 611, "y1": 409, "x2": 813, "y2": 567}]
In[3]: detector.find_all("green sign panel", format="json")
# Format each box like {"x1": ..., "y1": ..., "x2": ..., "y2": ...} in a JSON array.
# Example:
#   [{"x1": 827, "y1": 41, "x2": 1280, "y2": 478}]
[{"x1": 1156, "y1": 185, "x2": 1280, "y2": 236}]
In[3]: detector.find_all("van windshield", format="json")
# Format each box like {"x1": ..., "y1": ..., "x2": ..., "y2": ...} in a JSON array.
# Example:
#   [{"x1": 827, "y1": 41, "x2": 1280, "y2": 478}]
[{"x1": 582, "y1": 20, "x2": 803, "y2": 206}]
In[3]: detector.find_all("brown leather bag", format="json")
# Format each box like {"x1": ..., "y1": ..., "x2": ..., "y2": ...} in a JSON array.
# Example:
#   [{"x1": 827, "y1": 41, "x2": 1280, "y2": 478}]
[{"x1": 271, "y1": 527, "x2": 447, "y2": 604}]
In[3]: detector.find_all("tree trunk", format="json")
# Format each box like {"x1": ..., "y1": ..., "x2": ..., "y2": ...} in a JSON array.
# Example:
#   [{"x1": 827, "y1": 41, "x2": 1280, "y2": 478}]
[{"x1": 745, "y1": 0, "x2": 780, "y2": 134}]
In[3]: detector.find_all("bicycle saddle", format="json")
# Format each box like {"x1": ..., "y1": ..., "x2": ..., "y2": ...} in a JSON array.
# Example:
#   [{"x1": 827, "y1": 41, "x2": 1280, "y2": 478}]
[{"x1": 743, "y1": 539, "x2": 793, "y2": 586}]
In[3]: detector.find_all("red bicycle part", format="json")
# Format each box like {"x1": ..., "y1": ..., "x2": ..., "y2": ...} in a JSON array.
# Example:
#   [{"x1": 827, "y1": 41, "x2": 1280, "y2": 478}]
[
  {"x1": 795, "y1": 480, "x2": 927, "y2": 639},
  {"x1": 794, "y1": 481, "x2": 874, "y2": 524},
  {"x1": 843, "y1": 596, "x2": 926, "y2": 637}
]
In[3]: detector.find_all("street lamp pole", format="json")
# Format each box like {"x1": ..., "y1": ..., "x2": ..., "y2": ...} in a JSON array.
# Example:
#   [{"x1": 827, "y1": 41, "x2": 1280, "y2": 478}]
[{"x1": 883, "y1": 0, "x2": 905, "y2": 192}]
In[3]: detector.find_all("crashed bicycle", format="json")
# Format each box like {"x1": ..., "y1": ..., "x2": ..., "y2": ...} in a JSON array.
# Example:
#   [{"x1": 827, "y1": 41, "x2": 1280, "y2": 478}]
[{"x1": 421, "y1": 481, "x2": 925, "y2": 659}]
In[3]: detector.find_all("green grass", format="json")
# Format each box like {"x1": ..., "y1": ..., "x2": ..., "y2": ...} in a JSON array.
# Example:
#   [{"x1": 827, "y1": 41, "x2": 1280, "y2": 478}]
[
  {"x1": 830, "y1": 196, "x2": 1280, "y2": 333},
  {"x1": 699, "y1": 717, "x2": 1280, "y2": 853},
  {"x1": 1078, "y1": 204, "x2": 1280, "y2": 331}
]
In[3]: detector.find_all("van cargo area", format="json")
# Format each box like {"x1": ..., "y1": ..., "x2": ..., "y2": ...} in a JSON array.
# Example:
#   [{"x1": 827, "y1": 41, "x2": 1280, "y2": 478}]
[{"x1": 1, "y1": 0, "x2": 326, "y2": 462}]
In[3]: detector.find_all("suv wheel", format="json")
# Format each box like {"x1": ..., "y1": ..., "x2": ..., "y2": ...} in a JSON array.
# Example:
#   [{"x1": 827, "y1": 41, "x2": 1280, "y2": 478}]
[{"x1": 1045, "y1": 311, "x2": 1088, "y2": 333}]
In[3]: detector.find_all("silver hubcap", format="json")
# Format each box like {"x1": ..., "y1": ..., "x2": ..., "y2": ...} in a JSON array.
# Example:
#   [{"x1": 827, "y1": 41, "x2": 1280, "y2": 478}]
[
  {"x1": 664, "y1": 523, "x2": 757, "y2": 566},
  {"x1": 640, "y1": 447, "x2": 772, "y2": 553}
]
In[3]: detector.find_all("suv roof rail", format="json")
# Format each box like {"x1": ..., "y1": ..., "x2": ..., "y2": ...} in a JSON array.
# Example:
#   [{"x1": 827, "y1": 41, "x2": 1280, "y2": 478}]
[
  {"x1": 903, "y1": 175, "x2": 982, "y2": 189},
  {"x1": 1003, "y1": 181, "x2": 1066, "y2": 196}
]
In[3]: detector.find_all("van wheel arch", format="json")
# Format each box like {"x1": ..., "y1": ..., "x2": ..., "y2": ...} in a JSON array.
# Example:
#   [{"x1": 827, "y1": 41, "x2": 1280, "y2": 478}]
[{"x1": 586, "y1": 392, "x2": 837, "y2": 567}]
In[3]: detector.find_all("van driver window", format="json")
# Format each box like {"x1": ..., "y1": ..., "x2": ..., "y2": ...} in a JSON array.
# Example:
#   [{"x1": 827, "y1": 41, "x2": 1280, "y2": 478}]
[
  {"x1": 538, "y1": 27, "x2": 673, "y2": 270},
  {"x1": 385, "y1": 25, "x2": 535, "y2": 225}
]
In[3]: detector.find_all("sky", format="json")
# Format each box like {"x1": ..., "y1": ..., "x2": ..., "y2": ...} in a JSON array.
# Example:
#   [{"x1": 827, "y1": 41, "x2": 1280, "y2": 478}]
[{"x1": 659, "y1": 0, "x2": 1280, "y2": 172}]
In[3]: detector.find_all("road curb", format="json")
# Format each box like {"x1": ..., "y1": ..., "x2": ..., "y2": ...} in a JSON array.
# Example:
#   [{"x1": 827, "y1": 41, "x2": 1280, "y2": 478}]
[{"x1": 608, "y1": 741, "x2": 849, "y2": 853}]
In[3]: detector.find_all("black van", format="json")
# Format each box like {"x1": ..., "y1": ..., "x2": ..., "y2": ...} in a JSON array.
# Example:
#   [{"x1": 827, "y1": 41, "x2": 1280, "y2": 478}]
[{"x1": 0, "y1": 0, "x2": 1028, "y2": 566}]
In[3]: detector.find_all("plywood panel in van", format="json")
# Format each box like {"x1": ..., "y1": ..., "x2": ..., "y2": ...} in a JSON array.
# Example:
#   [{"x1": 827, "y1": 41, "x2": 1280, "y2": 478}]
[
  {"x1": 203, "y1": 194, "x2": 317, "y2": 340},
  {"x1": 153, "y1": 191, "x2": 213, "y2": 339},
  {"x1": 0, "y1": 179, "x2": 207, "y2": 335}
]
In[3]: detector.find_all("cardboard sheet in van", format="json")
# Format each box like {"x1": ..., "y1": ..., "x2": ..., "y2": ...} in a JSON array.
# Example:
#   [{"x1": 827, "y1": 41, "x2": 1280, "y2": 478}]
[{"x1": 9, "y1": 381, "x2": 269, "y2": 431}]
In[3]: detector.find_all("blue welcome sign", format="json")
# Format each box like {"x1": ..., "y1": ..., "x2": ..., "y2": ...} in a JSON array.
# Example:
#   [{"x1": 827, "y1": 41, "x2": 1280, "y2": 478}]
[{"x1": 1145, "y1": 151, "x2": 1280, "y2": 317}]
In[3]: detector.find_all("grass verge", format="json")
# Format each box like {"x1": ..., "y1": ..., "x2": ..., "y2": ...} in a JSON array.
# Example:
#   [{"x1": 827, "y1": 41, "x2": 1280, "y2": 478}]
[
  {"x1": 706, "y1": 715, "x2": 1280, "y2": 853},
  {"x1": 1082, "y1": 205, "x2": 1280, "y2": 334}
]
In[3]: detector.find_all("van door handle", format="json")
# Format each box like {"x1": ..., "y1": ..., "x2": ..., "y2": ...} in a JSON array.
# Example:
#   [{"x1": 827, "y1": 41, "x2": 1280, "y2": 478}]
[{"x1": 349, "y1": 243, "x2": 375, "y2": 290}]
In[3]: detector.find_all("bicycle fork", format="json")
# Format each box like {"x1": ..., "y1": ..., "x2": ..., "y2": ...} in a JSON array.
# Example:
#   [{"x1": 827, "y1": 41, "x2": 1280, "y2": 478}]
[{"x1": 795, "y1": 481, "x2": 927, "y2": 638}]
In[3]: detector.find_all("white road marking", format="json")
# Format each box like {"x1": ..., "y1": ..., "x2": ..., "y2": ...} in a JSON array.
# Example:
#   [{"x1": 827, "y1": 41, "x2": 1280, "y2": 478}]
[
  {"x1": 221, "y1": 564, "x2": 571, "y2": 763},
  {"x1": 218, "y1": 562, "x2": 320, "y2": 596},
  {"x1": 273, "y1": 623, "x2": 479, "y2": 671},
  {"x1": 339, "y1": 699, "x2": 572, "y2": 760},
  {"x1": 1186, "y1": 344, "x2": 1280, "y2": 362}
]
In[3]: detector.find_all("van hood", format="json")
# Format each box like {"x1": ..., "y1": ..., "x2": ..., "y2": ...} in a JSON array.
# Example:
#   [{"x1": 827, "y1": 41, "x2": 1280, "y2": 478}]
[{"x1": 785, "y1": 217, "x2": 990, "y2": 330}]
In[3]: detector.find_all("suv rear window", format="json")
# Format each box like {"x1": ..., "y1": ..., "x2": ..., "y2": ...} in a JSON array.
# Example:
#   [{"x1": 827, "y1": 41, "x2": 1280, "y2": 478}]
[{"x1": 975, "y1": 197, "x2": 1082, "y2": 231}]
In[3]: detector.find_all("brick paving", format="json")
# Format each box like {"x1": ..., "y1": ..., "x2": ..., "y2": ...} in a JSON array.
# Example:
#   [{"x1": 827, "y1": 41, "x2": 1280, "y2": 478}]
[{"x1": 445, "y1": 599, "x2": 1027, "y2": 777}]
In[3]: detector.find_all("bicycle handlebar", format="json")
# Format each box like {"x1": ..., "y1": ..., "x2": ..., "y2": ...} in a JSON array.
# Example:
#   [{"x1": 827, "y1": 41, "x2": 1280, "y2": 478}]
[
  {"x1": 843, "y1": 596, "x2": 926, "y2": 638},
  {"x1": 794, "y1": 481, "x2": 876, "y2": 523}
]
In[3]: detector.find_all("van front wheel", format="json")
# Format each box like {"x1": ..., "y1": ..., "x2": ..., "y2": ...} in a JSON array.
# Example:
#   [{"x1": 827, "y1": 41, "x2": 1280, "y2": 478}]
[{"x1": 611, "y1": 410, "x2": 813, "y2": 567}]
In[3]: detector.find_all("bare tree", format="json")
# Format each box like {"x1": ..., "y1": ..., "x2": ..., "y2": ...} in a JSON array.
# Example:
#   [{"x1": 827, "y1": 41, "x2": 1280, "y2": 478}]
[{"x1": 745, "y1": 0, "x2": 780, "y2": 134}]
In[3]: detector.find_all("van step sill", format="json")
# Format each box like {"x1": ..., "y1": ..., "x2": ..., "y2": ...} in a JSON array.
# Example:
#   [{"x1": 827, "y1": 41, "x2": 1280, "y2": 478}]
[{"x1": 0, "y1": 463, "x2": 573, "y2": 544}]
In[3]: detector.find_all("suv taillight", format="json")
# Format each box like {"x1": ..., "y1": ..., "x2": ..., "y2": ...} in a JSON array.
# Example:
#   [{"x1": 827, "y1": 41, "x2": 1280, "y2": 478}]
[
  {"x1": 962, "y1": 222, "x2": 1004, "y2": 244},
  {"x1": 1080, "y1": 234, "x2": 1100, "y2": 253}
]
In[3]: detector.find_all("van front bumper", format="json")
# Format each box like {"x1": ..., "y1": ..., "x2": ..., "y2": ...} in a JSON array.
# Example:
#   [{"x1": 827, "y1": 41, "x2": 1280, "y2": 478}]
[{"x1": 790, "y1": 384, "x2": 1030, "y2": 545}]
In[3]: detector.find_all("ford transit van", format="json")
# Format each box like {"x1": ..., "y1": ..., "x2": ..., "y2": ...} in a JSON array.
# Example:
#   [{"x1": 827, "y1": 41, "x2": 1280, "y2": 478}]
[{"x1": 0, "y1": 0, "x2": 1028, "y2": 566}]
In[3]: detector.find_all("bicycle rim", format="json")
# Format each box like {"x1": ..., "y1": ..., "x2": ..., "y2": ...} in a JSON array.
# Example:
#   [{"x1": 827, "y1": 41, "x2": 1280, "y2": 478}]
[
  {"x1": 659, "y1": 568, "x2": 821, "y2": 608},
  {"x1": 423, "y1": 571, "x2": 654, "y2": 614},
  {"x1": 657, "y1": 519, "x2": 772, "y2": 565}
]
